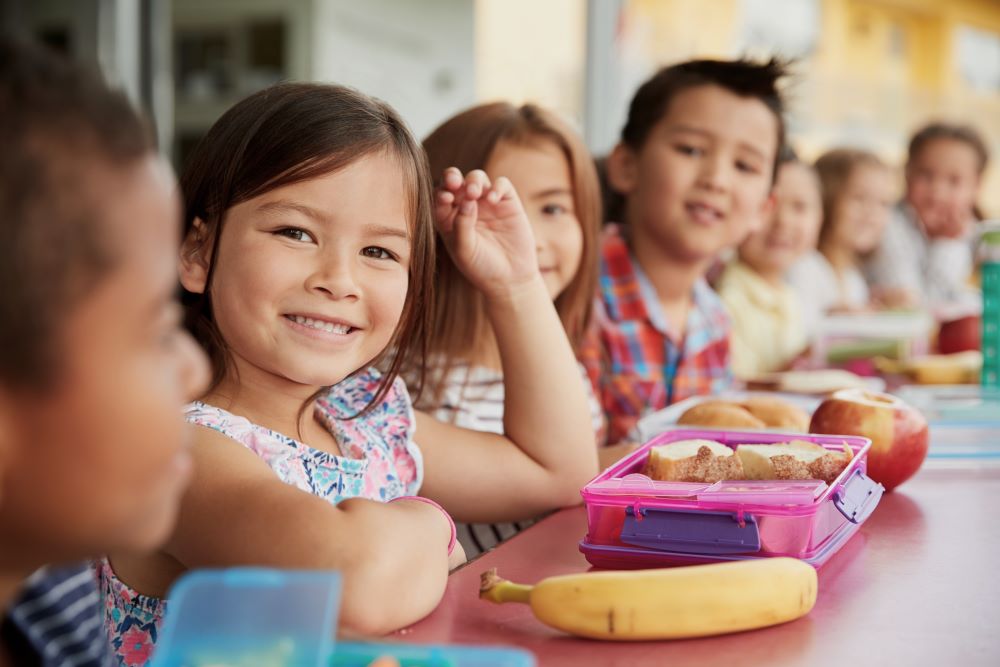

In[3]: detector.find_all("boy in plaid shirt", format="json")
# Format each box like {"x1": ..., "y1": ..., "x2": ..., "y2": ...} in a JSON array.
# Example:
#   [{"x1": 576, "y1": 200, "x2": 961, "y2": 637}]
[{"x1": 583, "y1": 59, "x2": 789, "y2": 455}]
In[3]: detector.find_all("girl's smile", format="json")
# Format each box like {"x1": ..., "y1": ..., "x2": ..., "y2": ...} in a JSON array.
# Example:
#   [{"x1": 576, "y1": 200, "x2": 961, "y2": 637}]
[{"x1": 181, "y1": 152, "x2": 411, "y2": 390}]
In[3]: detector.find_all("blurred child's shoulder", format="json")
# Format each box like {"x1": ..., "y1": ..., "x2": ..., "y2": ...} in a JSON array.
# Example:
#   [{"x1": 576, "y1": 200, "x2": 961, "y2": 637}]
[{"x1": 715, "y1": 259, "x2": 750, "y2": 292}]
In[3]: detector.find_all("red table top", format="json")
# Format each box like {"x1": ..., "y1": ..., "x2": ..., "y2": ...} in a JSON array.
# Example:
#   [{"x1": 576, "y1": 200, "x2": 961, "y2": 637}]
[{"x1": 399, "y1": 466, "x2": 1000, "y2": 666}]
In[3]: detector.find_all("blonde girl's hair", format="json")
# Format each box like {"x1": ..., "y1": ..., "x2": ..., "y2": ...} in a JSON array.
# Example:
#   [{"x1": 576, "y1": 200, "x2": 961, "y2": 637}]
[
  {"x1": 814, "y1": 148, "x2": 887, "y2": 248},
  {"x1": 420, "y1": 102, "x2": 601, "y2": 402}
]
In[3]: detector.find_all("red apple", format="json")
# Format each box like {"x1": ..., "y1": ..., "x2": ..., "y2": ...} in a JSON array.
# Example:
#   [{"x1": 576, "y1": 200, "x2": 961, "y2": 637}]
[
  {"x1": 937, "y1": 315, "x2": 981, "y2": 354},
  {"x1": 809, "y1": 389, "x2": 929, "y2": 492}
]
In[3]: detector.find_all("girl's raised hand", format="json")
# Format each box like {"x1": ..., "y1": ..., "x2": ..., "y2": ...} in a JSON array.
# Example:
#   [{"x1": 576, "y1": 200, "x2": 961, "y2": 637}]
[{"x1": 434, "y1": 167, "x2": 541, "y2": 298}]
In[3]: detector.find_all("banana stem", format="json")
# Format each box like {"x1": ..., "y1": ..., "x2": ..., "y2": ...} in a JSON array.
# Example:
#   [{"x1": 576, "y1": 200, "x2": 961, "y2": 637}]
[{"x1": 479, "y1": 569, "x2": 532, "y2": 604}]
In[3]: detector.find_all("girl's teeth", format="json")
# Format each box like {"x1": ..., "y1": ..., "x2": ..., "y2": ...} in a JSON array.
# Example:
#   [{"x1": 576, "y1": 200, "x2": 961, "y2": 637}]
[{"x1": 291, "y1": 315, "x2": 350, "y2": 334}]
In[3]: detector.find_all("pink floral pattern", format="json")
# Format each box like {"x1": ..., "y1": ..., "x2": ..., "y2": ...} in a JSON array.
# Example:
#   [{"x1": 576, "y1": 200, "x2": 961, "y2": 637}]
[{"x1": 98, "y1": 369, "x2": 421, "y2": 665}]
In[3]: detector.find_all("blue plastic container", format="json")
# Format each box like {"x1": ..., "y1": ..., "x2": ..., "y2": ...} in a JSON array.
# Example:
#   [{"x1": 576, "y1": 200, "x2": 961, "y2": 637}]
[
  {"x1": 331, "y1": 642, "x2": 534, "y2": 667},
  {"x1": 151, "y1": 568, "x2": 341, "y2": 667},
  {"x1": 150, "y1": 568, "x2": 535, "y2": 667}
]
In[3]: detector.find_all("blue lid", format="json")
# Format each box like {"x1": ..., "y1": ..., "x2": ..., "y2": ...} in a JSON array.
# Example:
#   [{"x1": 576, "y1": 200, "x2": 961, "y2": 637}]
[
  {"x1": 150, "y1": 569, "x2": 536, "y2": 667},
  {"x1": 330, "y1": 642, "x2": 535, "y2": 667},
  {"x1": 151, "y1": 568, "x2": 341, "y2": 667}
]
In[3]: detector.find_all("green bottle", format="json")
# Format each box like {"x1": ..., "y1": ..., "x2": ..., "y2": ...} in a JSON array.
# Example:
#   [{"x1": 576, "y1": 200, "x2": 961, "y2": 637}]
[{"x1": 980, "y1": 224, "x2": 1000, "y2": 388}]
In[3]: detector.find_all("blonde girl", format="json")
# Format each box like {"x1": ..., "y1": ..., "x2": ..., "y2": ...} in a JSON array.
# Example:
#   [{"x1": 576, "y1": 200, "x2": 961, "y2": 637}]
[{"x1": 418, "y1": 102, "x2": 604, "y2": 555}]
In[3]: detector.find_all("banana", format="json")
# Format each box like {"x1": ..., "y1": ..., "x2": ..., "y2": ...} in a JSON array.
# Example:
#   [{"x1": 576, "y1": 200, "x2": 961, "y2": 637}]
[{"x1": 479, "y1": 557, "x2": 817, "y2": 640}]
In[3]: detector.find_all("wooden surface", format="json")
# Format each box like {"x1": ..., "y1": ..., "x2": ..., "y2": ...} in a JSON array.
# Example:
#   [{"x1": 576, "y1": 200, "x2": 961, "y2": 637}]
[{"x1": 399, "y1": 465, "x2": 1000, "y2": 666}]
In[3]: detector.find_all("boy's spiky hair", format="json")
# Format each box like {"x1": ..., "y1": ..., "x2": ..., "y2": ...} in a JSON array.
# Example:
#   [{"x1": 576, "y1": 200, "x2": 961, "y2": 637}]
[{"x1": 621, "y1": 58, "x2": 790, "y2": 180}]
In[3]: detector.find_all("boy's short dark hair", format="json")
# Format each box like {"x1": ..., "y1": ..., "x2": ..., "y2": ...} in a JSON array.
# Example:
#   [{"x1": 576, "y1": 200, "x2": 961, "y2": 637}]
[
  {"x1": 620, "y1": 58, "x2": 790, "y2": 181},
  {"x1": 0, "y1": 37, "x2": 154, "y2": 391},
  {"x1": 907, "y1": 121, "x2": 990, "y2": 174}
]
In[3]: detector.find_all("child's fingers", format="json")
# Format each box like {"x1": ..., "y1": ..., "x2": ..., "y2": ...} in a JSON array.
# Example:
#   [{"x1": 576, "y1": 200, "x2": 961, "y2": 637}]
[
  {"x1": 463, "y1": 169, "x2": 491, "y2": 200},
  {"x1": 453, "y1": 197, "x2": 478, "y2": 257},
  {"x1": 434, "y1": 190, "x2": 457, "y2": 233},
  {"x1": 442, "y1": 167, "x2": 464, "y2": 192},
  {"x1": 486, "y1": 176, "x2": 514, "y2": 204}
]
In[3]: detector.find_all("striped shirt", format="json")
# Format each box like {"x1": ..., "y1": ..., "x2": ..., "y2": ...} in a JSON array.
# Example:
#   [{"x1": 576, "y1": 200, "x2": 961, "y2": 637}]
[
  {"x1": 580, "y1": 224, "x2": 733, "y2": 446},
  {"x1": 418, "y1": 362, "x2": 604, "y2": 558},
  {"x1": 2, "y1": 564, "x2": 111, "y2": 667}
]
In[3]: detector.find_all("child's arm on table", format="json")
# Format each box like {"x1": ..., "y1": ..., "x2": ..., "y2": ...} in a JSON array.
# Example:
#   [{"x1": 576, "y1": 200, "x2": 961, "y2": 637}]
[
  {"x1": 164, "y1": 428, "x2": 457, "y2": 636},
  {"x1": 416, "y1": 169, "x2": 598, "y2": 523}
]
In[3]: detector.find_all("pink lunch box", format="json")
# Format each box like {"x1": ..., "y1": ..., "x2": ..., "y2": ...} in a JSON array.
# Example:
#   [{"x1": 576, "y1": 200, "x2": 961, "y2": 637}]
[{"x1": 580, "y1": 428, "x2": 884, "y2": 568}]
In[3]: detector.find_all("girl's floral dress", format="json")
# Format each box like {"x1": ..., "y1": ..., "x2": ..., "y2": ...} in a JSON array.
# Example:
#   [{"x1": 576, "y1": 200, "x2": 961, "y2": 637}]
[{"x1": 97, "y1": 370, "x2": 422, "y2": 666}]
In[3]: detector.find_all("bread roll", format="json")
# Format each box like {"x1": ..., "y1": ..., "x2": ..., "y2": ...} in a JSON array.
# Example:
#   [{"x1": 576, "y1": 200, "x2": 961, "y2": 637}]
[
  {"x1": 643, "y1": 439, "x2": 745, "y2": 483},
  {"x1": 676, "y1": 402, "x2": 766, "y2": 429},
  {"x1": 740, "y1": 396, "x2": 810, "y2": 432}
]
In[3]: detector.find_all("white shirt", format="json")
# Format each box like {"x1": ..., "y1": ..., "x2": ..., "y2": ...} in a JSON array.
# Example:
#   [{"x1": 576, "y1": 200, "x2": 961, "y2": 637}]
[
  {"x1": 416, "y1": 362, "x2": 604, "y2": 557},
  {"x1": 787, "y1": 251, "x2": 869, "y2": 340},
  {"x1": 865, "y1": 203, "x2": 975, "y2": 310}
]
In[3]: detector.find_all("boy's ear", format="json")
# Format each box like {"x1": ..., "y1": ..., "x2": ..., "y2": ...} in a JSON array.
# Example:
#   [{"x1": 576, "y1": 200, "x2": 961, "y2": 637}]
[
  {"x1": 606, "y1": 143, "x2": 639, "y2": 195},
  {"x1": 179, "y1": 218, "x2": 212, "y2": 295}
]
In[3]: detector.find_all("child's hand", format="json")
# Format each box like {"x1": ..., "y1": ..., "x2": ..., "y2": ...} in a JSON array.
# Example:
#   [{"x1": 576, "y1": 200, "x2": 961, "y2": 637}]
[
  {"x1": 926, "y1": 206, "x2": 974, "y2": 240},
  {"x1": 870, "y1": 286, "x2": 919, "y2": 310},
  {"x1": 434, "y1": 167, "x2": 540, "y2": 299}
]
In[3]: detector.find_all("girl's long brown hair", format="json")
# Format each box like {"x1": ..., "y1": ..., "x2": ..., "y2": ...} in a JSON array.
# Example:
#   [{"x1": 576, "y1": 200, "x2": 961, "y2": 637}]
[
  {"x1": 180, "y1": 82, "x2": 435, "y2": 415},
  {"x1": 419, "y1": 102, "x2": 601, "y2": 404}
]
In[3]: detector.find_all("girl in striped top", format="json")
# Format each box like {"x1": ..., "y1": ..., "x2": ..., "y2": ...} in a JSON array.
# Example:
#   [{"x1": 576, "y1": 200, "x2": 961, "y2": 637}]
[{"x1": 418, "y1": 103, "x2": 606, "y2": 557}]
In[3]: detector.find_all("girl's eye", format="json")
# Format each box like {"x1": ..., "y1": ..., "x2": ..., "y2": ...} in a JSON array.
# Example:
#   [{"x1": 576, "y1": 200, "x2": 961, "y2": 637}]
[
  {"x1": 275, "y1": 227, "x2": 315, "y2": 243},
  {"x1": 542, "y1": 203, "x2": 569, "y2": 216},
  {"x1": 361, "y1": 246, "x2": 395, "y2": 261},
  {"x1": 736, "y1": 160, "x2": 760, "y2": 174},
  {"x1": 675, "y1": 144, "x2": 702, "y2": 157}
]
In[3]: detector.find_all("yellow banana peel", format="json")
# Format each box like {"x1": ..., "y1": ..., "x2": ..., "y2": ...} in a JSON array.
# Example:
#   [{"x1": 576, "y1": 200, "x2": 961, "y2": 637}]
[{"x1": 480, "y1": 557, "x2": 817, "y2": 641}]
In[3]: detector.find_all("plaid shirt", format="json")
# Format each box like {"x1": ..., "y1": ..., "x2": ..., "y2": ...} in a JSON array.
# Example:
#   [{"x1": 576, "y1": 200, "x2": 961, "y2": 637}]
[{"x1": 580, "y1": 225, "x2": 732, "y2": 445}]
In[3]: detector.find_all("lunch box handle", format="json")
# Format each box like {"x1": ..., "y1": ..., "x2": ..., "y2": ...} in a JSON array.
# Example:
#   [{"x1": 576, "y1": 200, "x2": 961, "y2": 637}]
[
  {"x1": 619, "y1": 506, "x2": 761, "y2": 555},
  {"x1": 833, "y1": 469, "x2": 884, "y2": 524}
]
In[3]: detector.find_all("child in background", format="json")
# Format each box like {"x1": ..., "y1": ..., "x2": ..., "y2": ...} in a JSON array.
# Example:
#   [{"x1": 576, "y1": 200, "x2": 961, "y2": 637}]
[
  {"x1": 418, "y1": 102, "x2": 603, "y2": 555},
  {"x1": 788, "y1": 148, "x2": 893, "y2": 333},
  {"x1": 582, "y1": 58, "x2": 787, "y2": 447},
  {"x1": 717, "y1": 149, "x2": 823, "y2": 378},
  {"x1": 866, "y1": 122, "x2": 990, "y2": 311},
  {"x1": 0, "y1": 38, "x2": 209, "y2": 666},
  {"x1": 102, "y1": 83, "x2": 598, "y2": 663}
]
